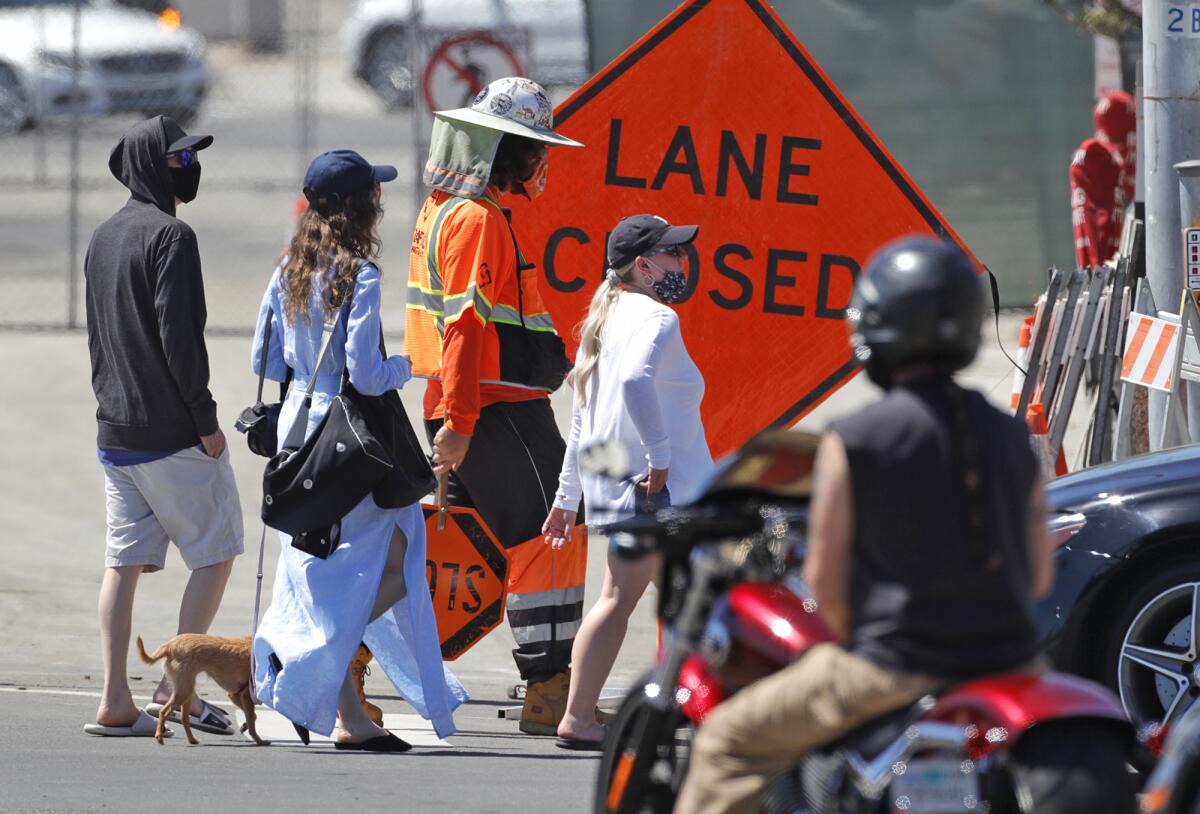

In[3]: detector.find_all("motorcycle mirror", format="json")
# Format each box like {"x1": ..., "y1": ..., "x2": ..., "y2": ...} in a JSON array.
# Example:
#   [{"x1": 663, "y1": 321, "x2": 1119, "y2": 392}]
[{"x1": 579, "y1": 440, "x2": 632, "y2": 481}]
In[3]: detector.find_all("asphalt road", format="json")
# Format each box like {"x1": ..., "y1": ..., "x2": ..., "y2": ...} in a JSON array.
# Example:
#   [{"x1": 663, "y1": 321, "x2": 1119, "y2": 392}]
[{"x1": 0, "y1": 313, "x2": 1079, "y2": 813}]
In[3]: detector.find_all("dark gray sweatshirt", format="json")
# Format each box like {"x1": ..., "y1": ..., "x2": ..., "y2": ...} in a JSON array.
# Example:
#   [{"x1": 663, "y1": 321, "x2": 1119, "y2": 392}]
[{"x1": 85, "y1": 115, "x2": 218, "y2": 450}]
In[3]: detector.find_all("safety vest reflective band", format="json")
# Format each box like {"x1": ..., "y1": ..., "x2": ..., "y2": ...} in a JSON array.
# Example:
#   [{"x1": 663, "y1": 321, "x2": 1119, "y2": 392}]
[{"x1": 404, "y1": 191, "x2": 570, "y2": 392}]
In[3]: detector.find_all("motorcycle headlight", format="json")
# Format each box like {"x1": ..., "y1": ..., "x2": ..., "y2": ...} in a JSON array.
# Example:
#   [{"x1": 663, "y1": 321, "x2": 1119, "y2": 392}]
[{"x1": 1047, "y1": 511, "x2": 1087, "y2": 548}]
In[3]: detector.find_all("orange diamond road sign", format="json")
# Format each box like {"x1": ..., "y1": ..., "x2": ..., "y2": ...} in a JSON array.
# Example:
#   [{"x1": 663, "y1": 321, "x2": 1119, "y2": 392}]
[
  {"x1": 422, "y1": 504, "x2": 509, "y2": 660},
  {"x1": 508, "y1": 0, "x2": 974, "y2": 458}
]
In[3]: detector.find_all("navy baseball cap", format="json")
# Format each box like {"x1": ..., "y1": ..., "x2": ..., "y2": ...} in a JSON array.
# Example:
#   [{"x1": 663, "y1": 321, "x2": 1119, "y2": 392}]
[
  {"x1": 302, "y1": 149, "x2": 397, "y2": 214},
  {"x1": 607, "y1": 214, "x2": 698, "y2": 269}
]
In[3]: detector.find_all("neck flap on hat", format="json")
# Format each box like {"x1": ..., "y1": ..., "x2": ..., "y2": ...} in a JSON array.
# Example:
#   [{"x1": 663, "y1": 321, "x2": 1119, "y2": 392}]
[{"x1": 423, "y1": 116, "x2": 505, "y2": 199}]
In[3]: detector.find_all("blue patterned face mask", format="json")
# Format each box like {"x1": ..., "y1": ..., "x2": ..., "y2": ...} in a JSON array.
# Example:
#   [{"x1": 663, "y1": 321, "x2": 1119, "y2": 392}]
[{"x1": 645, "y1": 258, "x2": 688, "y2": 304}]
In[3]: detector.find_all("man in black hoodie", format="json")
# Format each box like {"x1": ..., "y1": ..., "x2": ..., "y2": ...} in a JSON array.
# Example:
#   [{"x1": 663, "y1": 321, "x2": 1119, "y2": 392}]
[{"x1": 83, "y1": 116, "x2": 244, "y2": 738}]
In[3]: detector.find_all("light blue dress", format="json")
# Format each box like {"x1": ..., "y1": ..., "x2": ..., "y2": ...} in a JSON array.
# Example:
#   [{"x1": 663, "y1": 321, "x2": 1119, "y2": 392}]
[{"x1": 250, "y1": 262, "x2": 467, "y2": 739}]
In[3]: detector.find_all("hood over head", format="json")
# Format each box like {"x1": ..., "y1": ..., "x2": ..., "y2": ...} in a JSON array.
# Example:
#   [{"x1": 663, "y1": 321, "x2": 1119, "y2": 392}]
[{"x1": 108, "y1": 115, "x2": 189, "y2": 216}]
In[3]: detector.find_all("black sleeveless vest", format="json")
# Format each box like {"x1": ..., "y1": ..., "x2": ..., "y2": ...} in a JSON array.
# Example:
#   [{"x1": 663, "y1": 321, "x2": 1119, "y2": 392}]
[{"x1": 831, "y1": 377, "x2": 1039, "y2": 680}]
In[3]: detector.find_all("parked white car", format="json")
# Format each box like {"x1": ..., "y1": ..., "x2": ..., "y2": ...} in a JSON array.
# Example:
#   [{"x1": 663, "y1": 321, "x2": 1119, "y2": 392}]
[
  {"x1": 0, "y1": 0, "x2": 207, "y2": 133},
  {"x1": 342, "y1": 0, "x2": 589, "y2": 110}
]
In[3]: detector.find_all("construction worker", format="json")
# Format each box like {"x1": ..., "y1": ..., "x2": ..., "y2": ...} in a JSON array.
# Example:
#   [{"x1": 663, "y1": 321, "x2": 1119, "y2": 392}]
[
  {"x1": 1070, "y1": 89, "x2": 1136, "y2": 268},
  {"x1": 405, "y1": 76, "x2": 586, "y2": 734}
]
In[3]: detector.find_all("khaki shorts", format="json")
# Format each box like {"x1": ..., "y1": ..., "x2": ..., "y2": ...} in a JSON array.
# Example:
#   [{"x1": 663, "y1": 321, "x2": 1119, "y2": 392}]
[{"x1": 103, "y1": 446, "x2": 244, "y2": 572}]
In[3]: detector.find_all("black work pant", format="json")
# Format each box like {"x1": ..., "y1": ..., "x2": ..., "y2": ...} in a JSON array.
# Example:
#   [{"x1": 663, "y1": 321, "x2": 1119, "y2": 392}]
[{"x1": 426, "y1": 399, "x2": 586, "y2": 681}]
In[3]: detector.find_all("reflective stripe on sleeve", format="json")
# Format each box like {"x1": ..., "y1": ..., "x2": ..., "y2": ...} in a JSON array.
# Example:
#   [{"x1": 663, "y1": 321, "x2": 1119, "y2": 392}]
[
  {"x1": 443, "y1": 283, "x2": 493, "y2": 326},
  {"x1": 406, "y1": 283, "x2": 444, "y2": 316}
]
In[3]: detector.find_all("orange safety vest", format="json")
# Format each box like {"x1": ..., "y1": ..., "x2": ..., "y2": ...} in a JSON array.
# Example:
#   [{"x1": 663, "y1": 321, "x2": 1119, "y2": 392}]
[{"x1": 405, "y1": 189, "x2": 570, "y2": 396}]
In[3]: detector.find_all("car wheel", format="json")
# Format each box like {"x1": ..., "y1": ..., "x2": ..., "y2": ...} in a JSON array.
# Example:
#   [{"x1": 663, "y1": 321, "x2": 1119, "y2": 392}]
[
  {"x1": 1099, "y1": 555, "x2": 1200, "y2": 730},
  {"x1": 0, "y1": 63, "x2": 32, "y2": 134},
  {"x1": 363, "y1": 28, "x2": 414, "y2": 110}
]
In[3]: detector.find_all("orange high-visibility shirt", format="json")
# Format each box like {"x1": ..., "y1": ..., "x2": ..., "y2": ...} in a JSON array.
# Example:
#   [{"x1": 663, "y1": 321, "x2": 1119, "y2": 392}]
[{"x1": 405, "y1": 188, "x2": 557, "y2": 435}]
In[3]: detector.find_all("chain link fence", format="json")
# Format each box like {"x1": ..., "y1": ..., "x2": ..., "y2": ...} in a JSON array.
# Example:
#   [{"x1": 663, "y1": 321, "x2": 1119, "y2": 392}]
[{"x1": 0, "y1": 0, "x2": 425, "y2": 332}]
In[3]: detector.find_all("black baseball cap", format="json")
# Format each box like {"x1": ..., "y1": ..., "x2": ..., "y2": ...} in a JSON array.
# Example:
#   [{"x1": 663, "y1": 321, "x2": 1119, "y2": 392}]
[
  {"x1": 607, "y1": 214, "x2": 699, "y2": 269},
  {"x1": 302, "y1": 149, "x2": 398, "y2": 214},
  {"x1": 162, "y1": 116, "x2": 212, "y2": 154},
  {"x1": 167, "y1": 133, "x2": 213, "y2": 152}
]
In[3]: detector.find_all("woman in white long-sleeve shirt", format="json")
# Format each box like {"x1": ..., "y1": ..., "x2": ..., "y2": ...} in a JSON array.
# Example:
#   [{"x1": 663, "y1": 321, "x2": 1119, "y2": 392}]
[{"x1": 543, "y1": 214, "x2": 715, "y2": 748}]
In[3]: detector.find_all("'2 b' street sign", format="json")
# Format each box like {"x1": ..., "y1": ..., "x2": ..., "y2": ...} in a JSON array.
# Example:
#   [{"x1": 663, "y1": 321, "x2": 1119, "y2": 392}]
[{"x1": 1166, "y1": 5, "x2": 1200, "y2": 37}]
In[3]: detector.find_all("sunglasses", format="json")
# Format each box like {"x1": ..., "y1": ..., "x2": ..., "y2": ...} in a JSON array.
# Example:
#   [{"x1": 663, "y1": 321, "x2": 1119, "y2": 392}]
[
  {"x1": 168, "y1": 148, "x2": 197, "y2": 167},
  {"x1": 651, "y1": 246, "x2": 686, "y2": 259}
]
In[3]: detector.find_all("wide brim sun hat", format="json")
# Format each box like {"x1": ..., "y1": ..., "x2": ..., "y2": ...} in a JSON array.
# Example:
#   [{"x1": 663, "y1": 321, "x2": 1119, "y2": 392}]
[{"x1": 435, "y1": 76, "x2": 583, "y2": 148}]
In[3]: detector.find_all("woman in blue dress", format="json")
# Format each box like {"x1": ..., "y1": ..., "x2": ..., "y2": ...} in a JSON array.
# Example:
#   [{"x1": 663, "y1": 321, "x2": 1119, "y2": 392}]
[{"x1": 250, "y1": 150, "x2": 466, "y2": 750}]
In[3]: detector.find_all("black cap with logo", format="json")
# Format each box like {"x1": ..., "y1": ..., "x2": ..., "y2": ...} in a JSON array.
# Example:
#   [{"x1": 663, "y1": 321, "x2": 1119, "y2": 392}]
[{"x1": 606, "y1": 214, "x2": 699, "y2": 269}]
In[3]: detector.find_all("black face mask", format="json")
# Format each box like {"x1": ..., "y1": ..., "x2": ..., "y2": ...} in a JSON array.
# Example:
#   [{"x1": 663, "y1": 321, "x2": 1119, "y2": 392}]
[{"x1": 169, "y1": 162, "x2": 201, "y2": 203}]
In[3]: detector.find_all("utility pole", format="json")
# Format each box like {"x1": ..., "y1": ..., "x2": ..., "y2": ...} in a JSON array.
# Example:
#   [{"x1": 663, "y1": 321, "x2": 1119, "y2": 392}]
[{"x1": 1142, "y1": 2, "x2": 1200, "y2": 447}]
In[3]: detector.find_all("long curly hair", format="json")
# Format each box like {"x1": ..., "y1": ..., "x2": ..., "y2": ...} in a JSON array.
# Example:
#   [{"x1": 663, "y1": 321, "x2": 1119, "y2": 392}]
[{"x1": 279, "y1": 185, "x2": 383, "y2": 324}]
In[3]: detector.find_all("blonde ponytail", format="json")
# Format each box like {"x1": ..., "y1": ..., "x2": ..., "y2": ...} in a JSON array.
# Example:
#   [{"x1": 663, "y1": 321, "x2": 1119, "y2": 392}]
[{"x1": 573, "y1": 264, "x2": 633, "y2": 407}]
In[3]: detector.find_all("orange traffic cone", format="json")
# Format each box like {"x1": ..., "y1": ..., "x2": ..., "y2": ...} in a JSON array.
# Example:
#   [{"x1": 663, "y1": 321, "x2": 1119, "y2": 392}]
[
  {"x1": 1026, "y1": 402, "x2": 1068, "y2": 479},
  {"x1": 1010, "y1": 315, "x2": 1035, "y2": 411}
]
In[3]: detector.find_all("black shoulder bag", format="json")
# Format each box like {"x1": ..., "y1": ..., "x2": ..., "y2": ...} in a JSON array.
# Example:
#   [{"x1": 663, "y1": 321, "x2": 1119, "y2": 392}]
[
  {"x1": 261, "y1": 273, "x2": 436, "y2": 558},
  {"x1": 235, "y1": 307, "x2": 292, "y2": 458},
  {"x1": 261, "y1": 295, "x2": 391, "y2": 558},
  {"x1": 356, "y1": 329, "x2": 437, "y2": 509}
]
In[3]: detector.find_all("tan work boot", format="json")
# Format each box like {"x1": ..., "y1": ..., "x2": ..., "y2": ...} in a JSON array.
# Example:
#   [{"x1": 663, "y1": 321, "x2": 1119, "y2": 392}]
[
  {"x1": 351, "y1": 643, "x2": 384, "y2": 725},
  {"x1": 519, "y1": 670, "x2": 570, "y2": 735}
]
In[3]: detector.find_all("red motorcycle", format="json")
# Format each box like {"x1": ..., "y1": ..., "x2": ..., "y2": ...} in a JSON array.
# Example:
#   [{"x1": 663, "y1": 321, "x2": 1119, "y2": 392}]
[{"x1": 594, "y1": 432, "x2": 1138, "y2": 814}]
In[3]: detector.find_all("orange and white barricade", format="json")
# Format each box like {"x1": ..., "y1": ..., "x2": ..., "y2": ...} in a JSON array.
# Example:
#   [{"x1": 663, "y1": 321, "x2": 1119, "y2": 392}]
[
  {"x1": 1120, "y1": 313, "x2": 1181, "y2": 393},
  {"x1": 1010, "y1": 315, "x2": 1035, "y2": 410}
]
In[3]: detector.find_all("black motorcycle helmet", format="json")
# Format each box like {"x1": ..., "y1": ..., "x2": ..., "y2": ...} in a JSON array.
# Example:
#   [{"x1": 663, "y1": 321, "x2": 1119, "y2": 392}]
[{"x1": 847, "y1": 235, "x2": 984, "y2": 388}]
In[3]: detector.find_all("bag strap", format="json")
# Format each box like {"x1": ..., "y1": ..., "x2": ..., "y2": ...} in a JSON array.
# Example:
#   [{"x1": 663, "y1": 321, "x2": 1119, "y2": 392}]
[
  {"x1": 280, "y1": 288, "x2": 352, "y2": 450},
  {"x1": 339, "y1": 260, "x2": 393, "y2": 393},
  {"x1": 254, "y1": 309, "x2": 273, "y2": 405},
  {"x1": 255, "y1": 296, "x2": 294, "y2": 404}
]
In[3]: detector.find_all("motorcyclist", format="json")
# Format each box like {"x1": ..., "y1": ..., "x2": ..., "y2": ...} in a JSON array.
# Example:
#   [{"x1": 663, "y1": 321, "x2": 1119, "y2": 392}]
[{"x1": 674, "y1": 235, "x2": 1055, "y2": 814}]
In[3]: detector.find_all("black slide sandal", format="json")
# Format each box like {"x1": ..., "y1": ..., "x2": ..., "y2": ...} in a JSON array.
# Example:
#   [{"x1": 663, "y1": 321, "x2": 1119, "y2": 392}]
[{"x1": 334, "y1": 732, "x2": 412, "y2": 752}]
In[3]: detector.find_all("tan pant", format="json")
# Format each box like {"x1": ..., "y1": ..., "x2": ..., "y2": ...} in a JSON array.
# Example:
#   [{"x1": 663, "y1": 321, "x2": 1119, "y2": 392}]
[{"x1": 673, "y1": 644, "x2": 935, "y2": 814}]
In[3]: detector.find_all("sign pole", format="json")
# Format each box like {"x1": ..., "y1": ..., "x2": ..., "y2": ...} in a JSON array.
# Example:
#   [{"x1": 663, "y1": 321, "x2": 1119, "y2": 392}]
[
  {"x1": 65, "y1": 0, "x2": 82, "y2": 329},
  {"x1": 410, "y1": 0, "x2": 426, "y2": 214},
  {"x1": 1142, "y1": 3, "x2": 1200, "y2": 447},
  {"x1": 1175, "y1": 159, "x2": 1200, "y2": 437}
]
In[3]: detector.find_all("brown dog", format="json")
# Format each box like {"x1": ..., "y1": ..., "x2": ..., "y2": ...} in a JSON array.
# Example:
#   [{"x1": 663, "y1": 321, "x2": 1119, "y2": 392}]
[{"x1": 136, "y1": 633, "x2": 268, "y2": 746}]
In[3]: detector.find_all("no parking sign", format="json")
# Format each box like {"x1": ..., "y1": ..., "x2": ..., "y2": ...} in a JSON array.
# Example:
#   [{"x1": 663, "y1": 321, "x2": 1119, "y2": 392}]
[{"x1": 420, "y1": 29, "x2": 530, "y2": 115}]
